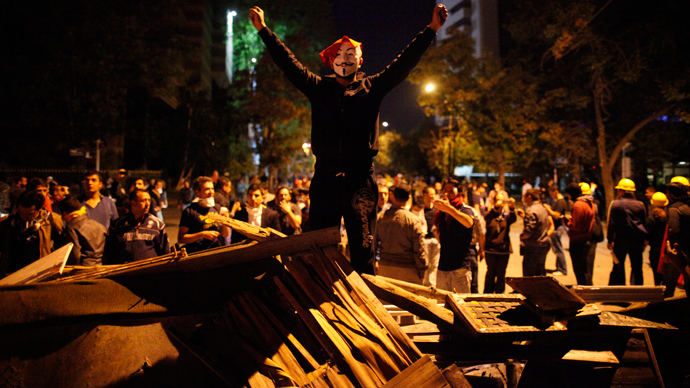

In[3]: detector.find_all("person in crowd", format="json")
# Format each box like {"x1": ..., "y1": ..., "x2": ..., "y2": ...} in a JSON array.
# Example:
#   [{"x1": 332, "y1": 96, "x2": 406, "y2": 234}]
[
  {"x1": 178, "y1": 177, "x2": 230, "y2": 253},
  {"x1": 80, "y1": 171, "x2": 118, "y2": 230},
  {"x1": 607, "y1": 179, "x2": 648, "y2": 285},
  {"x1": 519, "y1": 188, "x2": 554, "y2": 277},
  {"x1": 543, "y1": 185, "x2": 569, "y2": 276},
  {"x1": 110, "y1": 169, "x2": 128, "y2": 199},
  {"x1": 644, "y1": 186, "x2": 656, "y2": 214},
  {"x1": 467, "y1": 194, "x2": 485, "y2": 293},
  {"x1": 664, "y1": 176, "x2": 690, "y2": 294},
  {"x1": 26, "y1": 178, "x2": 53, "y2": 213},
  {"x1": 646, "y1": 191, "x2": 668, "y2": 288},
  {"x1": 249, "y1": 4, "x2": 447, "y2": 275},
  {"x1": 7, "y1": 176, "x2": 28, "y2": 213},
  {"x1": 487, "y1": 181, "x2": 510, "y2": 213},
  {"x1": 564, "y1": 183, "x2": 597, "y2": 285},
  {"x1": 483, "y1": 193, "x2": 516, "y2": 293},
  {"x1": 50, "y1": 184, "x2": 69, "y2": 216},
  {"x1": 232, "y1": 183, "x2": 282, "y2": 243},
  {"x1": 472, "y1": 183, "x2": 487, "y2": 217},
  {"x1": 268, "y1": 186, "x2": 302, "y2": 236},
  {"x1": 178, "y1": 179, "x2": 195, "y2": 210},
  {"x1": 0, "y1": 191, "x2": 63, "y2": 277},
  {"x1": 106, "y1": 189, "x2": 170, "y2": 263},
  {"x1": 59, "y1": 196, "x2": 107, "y2": 266},
  {"x1": 377, "y1": 184, "x2": 391, "y2": 214},
  {"x1": 433, "y1": 178, "x2": 475, "y2": 293},
  {"x1": 299, "y1": 188, "x2": 311, "y2": 233},
  {"x1": 214, "y1": 177, "x2": 233, "y2": 210},
  {"x1": 154, "y1": 179, "x2": 168, "y2": 221},
  {"x1": 374, "y1": 184, "x2": 427, "y2": 284},
  {"x1": 422, "y1": 186, "x2": 440, "y2": 287}
]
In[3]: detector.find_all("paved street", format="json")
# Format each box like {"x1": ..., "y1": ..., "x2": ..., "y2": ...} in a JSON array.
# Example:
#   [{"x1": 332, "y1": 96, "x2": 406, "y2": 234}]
[{"x1": 161, "y1": 206, "x2": 685, "y2": 296}]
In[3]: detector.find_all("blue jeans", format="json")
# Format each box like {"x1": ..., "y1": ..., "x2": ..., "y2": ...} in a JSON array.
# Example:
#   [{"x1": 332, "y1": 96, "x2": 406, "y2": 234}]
[{"x1": 522, "y1": 245, "x2": 550, "y2": 277}]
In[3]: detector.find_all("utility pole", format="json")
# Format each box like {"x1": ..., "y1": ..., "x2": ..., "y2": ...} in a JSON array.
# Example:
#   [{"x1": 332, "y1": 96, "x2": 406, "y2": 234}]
[{"x1": 95, "y1": 139, "x2": 102, "y2": 171}]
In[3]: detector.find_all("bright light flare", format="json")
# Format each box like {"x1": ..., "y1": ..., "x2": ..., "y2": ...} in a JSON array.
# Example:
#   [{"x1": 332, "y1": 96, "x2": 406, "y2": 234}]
[{"x1": 425, "y1": 83, "x2": 435, "y2": 92}]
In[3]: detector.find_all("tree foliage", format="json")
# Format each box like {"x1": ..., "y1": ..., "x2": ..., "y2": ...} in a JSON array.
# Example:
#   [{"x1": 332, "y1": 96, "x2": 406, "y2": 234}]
[
  {"x1": 409, "y1": 27, "x2": 561, "y2": 184},
  {"x1": 506, "y1": 0, "x2": 690, "y2": 208}
]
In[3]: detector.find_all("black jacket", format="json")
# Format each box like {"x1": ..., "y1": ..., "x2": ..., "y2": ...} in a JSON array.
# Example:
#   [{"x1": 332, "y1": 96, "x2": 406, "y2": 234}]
[
  {"x1": 259, "y1": 26, "x2": 436, "y2": 173},
  {"x1": 231, "y1": 205, "x2": 282, "y2": 244},
  {"x1": 667, "y1": 197, "x2": 690, "y2": 255},
  {"x1": 607, "y1": 195, "x2": 648, "y2": 244}
]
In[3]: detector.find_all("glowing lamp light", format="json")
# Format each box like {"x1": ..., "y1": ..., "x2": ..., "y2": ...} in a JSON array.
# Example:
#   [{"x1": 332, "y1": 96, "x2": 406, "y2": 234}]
[
  {"x1": 425, "y1": 83, "x2": 435, "y2": 92},
  {"x1": 382, "y1": 122, "x2": 389, "y2": 127}
]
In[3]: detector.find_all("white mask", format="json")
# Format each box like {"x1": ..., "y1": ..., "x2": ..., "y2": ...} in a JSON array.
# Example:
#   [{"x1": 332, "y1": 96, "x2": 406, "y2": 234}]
[
  {"x1": 333, "y1": 41, "x2": 362, "y2": 79},
  {"x1": 199, "y1": 197, "x2": 215, "y2": 208}
]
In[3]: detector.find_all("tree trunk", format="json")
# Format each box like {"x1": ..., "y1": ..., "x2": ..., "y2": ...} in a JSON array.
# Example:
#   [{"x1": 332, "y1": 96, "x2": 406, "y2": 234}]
[
  {"x1": 494, "y1": 148, "x2": 505, "y2": 186},
  {"x1": 592, "y1": 76, "x2": 676, "y2": 212}
]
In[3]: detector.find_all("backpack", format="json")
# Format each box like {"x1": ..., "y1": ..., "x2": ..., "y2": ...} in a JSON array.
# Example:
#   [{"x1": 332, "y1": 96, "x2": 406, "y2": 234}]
[
  {"x1": 590, "y1": 209, "x2": 604, "y2": 243},
  {"x1": 578, "y1": 197, "x2": 604, "y2": 243}
]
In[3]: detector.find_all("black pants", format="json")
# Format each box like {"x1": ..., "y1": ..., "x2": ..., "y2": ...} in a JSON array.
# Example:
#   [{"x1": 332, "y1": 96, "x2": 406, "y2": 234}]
[
  {"x1": 309, "y1": 169, "x2": 377, "y2": 275},
  {"x1": 609, "y1": 240, "x2": 644, "y2": 285},
  {"x1": 484, "y1": 252, "x2": 510, "y2": 293},
  {"x1": 570, "y1": 239, "x2": 596, "y2": 285}
]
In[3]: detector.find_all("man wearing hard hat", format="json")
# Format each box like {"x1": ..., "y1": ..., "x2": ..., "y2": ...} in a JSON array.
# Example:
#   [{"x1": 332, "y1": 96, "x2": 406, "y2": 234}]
[{"x1": 606, "y1": 178, "x2": 648, "y2": 285}]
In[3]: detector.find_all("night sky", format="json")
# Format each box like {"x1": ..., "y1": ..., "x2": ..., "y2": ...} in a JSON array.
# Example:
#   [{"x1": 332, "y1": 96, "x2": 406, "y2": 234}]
[{"x1": 326, "y1": 0, "x2": 437, "y2": 133}]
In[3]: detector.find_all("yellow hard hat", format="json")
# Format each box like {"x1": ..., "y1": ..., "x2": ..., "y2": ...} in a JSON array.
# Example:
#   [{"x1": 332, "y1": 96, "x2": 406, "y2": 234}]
[
  {"x1": 670, "y1": 176, "x2": 690, "y2": 186},
  {"x1": 615, "y1": 178, "x2": 636, "y2": 192},
  {"x1": 579, "y1": 182, "x2": 592, "y2": 195},
  {"x1": 651, "y1": 192, "x2": 668, "y2": 207}
]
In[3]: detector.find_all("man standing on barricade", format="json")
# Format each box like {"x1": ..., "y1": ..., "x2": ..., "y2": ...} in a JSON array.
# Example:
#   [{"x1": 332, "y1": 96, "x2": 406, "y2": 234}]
[{"x1": 249, "y1": 4, "x2": 448, "y2": 274}]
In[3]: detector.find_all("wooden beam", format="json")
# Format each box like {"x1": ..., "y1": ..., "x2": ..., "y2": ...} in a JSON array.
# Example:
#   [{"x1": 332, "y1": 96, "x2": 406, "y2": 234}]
[
  {"x1": 571, "y1": 286, "x2": 666, "y2": 303},
  {"x1": 362, "y1": 274, "x2": 455, "y2": 331},
  {"x1": 381, "y1": 355, "x2": 450, "y2": 388},
  {"x1": 374, "y1": 276, "x2": 453, "y2": 303},
  {"x1": 54, "y1": 227, "x2": 341, "y2": 281}
]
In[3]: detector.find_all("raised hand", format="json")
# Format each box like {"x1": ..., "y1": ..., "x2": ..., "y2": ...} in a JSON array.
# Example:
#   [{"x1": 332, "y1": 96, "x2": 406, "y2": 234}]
[
  {"x1": 429, "y1": 4, "x2": 448, "y2": 32},
  {"x1": 249, "y1": 6, "x2": 266, "y2": 31}
]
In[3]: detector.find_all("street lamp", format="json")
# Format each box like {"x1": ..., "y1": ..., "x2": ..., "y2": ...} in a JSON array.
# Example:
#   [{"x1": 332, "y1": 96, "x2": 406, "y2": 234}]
[
  {"x1": 425, "y1": 83, "x2": 435, "y2": 93},
  {"x1": 226, "y1": 10, "x2": 237, "y2": 83}
]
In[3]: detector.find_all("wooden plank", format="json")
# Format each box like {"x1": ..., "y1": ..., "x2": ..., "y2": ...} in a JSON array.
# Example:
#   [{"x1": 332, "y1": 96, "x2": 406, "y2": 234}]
[
  {"x1": 320, "y1": 246, "x2": 423, "y2": 362},
  {"x1": 381, "y1": 355, "x2": 449, "y2": 388},
  {"x1": 54, "y1": 227, "x2": 341, "y2": 281},
  {"x1": 561, "y1": 350, "x2": 619, "y2": 365},
  {"x1": 362, "y1": 274, "x2": 455, "y2": 331},
  {"x1": 571, "y1": 286, "x2": 665, "y2": 303},
  {"x1": 375, "y1": 276, "x2": 454, "y2": 303},
  {"x1": 505, "y1": 276, "x2": 586, "y2": 316},
  {"x1": 0, "y1": 243, "x2": 73, "y2": 285},
  {"x1": 206, "y1": 212, "x2": 286, "y2": 241},
  {"x1": 598, "y1": 312, "x2": 677, "y2": 330}
]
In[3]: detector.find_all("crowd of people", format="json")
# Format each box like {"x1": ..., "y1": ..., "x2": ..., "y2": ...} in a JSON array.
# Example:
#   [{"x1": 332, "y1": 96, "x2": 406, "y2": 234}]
[
  {"x1": 1, "y1": 170, "x2": 689, "y2": 299},
  {"x1": 369, "y1": 174, "x2": 690, "y2": 297}
]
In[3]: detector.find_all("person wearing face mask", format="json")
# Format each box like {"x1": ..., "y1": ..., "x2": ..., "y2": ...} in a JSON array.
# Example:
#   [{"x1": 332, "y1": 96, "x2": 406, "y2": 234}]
[
  {"x1": 0, "y1": 190, "x2": 64, "y2": 278},
  {"x1": 249, "y1": 4, "x2": 448, "y2": 275},
  {"x1": 178, "y1": 176, "x2": 230, "y2": 254},
  {"x1": 231, "y1": 183, "x2": 282, "y2": 244}
]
